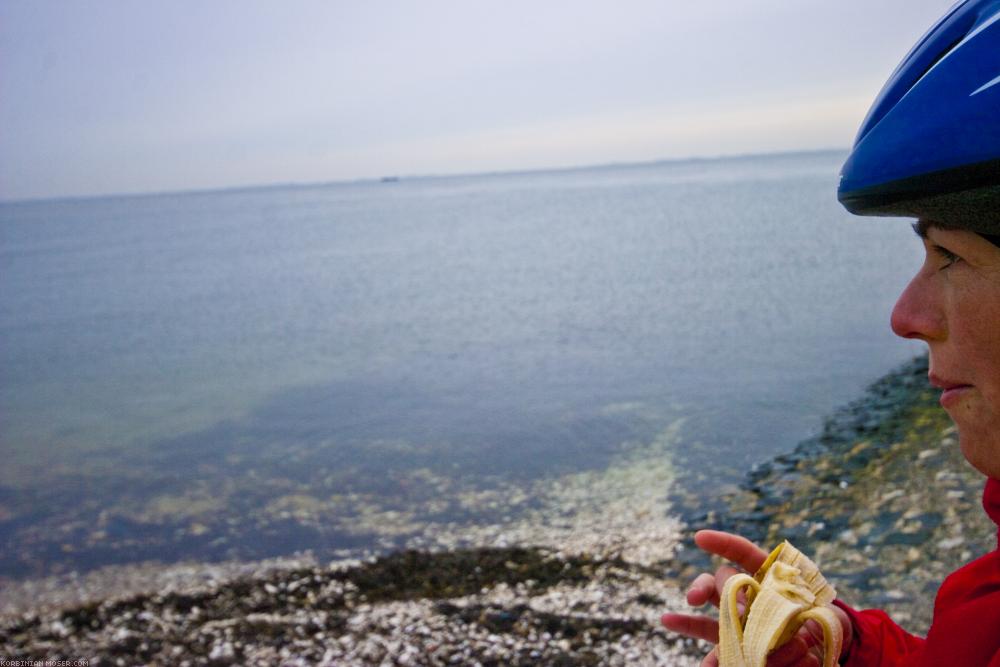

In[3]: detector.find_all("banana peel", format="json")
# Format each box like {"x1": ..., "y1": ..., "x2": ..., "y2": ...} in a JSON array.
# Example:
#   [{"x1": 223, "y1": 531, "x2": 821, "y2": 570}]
[{"x1": 717, "y1": 541, "x2": 843, "y2": 667}]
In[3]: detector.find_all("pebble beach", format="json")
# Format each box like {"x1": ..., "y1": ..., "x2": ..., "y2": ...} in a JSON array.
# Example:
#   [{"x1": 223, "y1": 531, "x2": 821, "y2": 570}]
[{"x1": 3, "y1": 353, "x2": 992, "y2": 666}]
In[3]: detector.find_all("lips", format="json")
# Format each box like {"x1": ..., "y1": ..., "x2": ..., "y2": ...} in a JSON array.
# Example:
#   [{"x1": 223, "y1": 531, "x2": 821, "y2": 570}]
[{"x1": 929, "y1": 373, "x2": 973, "y2": 408}]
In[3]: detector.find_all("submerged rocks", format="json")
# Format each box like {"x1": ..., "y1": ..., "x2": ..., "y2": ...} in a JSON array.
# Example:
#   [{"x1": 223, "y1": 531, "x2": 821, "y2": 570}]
[{"x1": 0, "y1": 426, "x2": 698, "y2": 664}]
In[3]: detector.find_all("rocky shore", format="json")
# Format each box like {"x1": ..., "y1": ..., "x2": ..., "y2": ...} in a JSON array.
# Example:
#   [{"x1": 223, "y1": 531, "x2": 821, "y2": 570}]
[
  {"x1": 3, "y1": 353, "x2": 989, "y2": 665},
  {"x1": 0, "y1": 547, "x2": 704, "y2": 666},
  {"x1": 671, "y1": 353, "x2": 993, "y2": 634}
]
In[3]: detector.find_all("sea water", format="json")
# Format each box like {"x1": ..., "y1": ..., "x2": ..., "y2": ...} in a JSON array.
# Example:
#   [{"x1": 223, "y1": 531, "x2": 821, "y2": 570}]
[{"x1": 0, "y1": 151, "x2": 926, "y2": 575}]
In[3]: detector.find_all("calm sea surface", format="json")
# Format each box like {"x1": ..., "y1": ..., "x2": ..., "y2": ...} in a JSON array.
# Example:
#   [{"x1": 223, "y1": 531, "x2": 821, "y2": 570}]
[{"x1": 0, "y1": 151, "x2": 925, "y2": 576}]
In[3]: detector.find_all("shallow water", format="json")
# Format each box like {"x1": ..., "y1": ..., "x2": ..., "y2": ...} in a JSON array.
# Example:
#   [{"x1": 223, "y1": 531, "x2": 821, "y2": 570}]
[{"x1": 0, "y1": 151, "x2": 926, "y2": 575}]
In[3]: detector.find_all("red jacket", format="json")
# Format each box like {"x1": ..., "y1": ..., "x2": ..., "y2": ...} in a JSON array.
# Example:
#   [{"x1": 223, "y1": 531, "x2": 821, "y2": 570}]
[{"x1": 837, "y1": 478, "x2": 1000, "y2": 666}]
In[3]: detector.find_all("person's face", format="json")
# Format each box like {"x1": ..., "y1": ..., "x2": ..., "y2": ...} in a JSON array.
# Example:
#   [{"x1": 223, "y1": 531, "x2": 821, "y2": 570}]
[{"x1": 891, "y1": 225, "x2": 1000, "y2": 479}]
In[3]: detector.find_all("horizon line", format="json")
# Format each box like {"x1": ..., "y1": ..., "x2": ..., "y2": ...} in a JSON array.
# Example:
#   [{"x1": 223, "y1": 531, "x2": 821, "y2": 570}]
[{"x1": 0, "y1": 146, "x2": 848, "y2": 207}]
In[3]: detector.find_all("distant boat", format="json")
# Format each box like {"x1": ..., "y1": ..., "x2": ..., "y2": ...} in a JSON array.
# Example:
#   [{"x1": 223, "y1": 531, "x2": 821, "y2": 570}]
[{"x1": 380, "y1": 176, "x2": 400, "y2": 183}]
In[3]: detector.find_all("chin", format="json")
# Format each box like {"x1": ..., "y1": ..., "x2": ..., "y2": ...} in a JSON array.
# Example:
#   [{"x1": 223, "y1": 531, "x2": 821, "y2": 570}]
[{"x1": 958, "y1": 429, "x2": 1000, "y2": 480}]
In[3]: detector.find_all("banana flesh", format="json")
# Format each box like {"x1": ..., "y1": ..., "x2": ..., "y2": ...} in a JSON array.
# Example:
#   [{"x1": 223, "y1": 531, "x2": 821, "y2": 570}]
[{"x1": 717, "y1": 541, "x2": 842, "y2": 667}]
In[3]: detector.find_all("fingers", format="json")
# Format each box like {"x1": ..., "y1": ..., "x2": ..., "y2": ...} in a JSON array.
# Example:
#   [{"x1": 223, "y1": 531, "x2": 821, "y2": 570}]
[
  {"x1": 766, "y1": 635, "x2": 810, "y2": 666},
  {"x1": 767, "y1": 653, "x2": 819, "y2": 667},
  {"x1": 778, "y1": 653, "x2": 819, "y2": 667},
  {"x1": 797, "y1": 619, "x2": 825, "y2": 651},
  {"x1": 831, "y1": 604, "x2": 853, "y2": 658},
  {"x1": 660, "y1": 612, "x2": 720, "y2": 644},
  {"x1": 793, "y1": 614, "x2": 850, "y2": 665},
  {"x1": 665, "y1": 615, "x2": 825, "y2": 667},
  {"x1": 694, "y1": 530, "x2": 770, "y2": 573},
  {"x1": 686, "y1": 572, "x2": 719, "y2": 607},
  {"x1": 714, "y1": 565, "x2": 740, "y2": 604},
  {"x1": 668, "y1": 531, "x2": 777, "y2": 666},
  {"x1": 688, "y1": 563, "x2": 742, "y2": 608},
  {"x1": 764, "y1": 621, "x2": 831, "y2": 667}
]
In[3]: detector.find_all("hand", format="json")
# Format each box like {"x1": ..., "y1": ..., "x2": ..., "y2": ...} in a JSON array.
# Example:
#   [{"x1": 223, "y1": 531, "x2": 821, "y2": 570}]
[{"x1": 661, "y1": 530, "x2": 852, "y2": 667}]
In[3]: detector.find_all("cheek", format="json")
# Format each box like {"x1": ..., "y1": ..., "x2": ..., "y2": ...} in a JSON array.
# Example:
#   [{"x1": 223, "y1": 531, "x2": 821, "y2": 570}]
[
  {"x1": 975, "y1": 292, "x2": 1000, "y2": 353},
  {"x1": 961, "y1": 299, "x2": 1000, "y2": 408},
  {"x1": 976, "y1": 348, "x2": 1000, "y2": 414}
]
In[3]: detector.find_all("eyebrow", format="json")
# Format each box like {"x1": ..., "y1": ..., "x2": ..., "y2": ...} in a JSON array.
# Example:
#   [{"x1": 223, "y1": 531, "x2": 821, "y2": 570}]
[
  {"x1": 913, "y1": 221, "x2": 1000, "y2": 249},
  {"x1": 912, "y1": 220, "x2": 934, "y2": 238}
]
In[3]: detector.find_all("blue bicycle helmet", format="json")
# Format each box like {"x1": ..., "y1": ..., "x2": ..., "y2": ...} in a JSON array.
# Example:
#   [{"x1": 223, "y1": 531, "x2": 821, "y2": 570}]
[{"x1": 838, "y1": 0, "x2": 1000, "y2": 236}]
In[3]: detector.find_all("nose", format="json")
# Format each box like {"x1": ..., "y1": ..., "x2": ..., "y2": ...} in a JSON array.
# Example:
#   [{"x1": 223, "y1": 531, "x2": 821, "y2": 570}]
[{"x1": 890, "y1": 270, "x2": 945, "y2": 341}]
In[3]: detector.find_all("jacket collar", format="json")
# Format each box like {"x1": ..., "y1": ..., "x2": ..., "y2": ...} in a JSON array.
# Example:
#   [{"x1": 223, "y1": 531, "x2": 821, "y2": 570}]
[{"x1": 984, "y1": 478, "x2": 1000, "y2": 537}]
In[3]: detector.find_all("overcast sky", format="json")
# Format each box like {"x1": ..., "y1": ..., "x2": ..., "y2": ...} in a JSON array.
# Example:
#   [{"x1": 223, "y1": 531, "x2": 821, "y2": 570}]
[{"x1": 0, "y1": 1, "x2": 955, "y2": 201}]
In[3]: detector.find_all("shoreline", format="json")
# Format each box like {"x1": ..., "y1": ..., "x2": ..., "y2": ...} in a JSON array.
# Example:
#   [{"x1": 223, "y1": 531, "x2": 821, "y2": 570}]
[
  {"x1": 1, "y1": 422, "x2": 705, "y2": 665},
  {"x1": 3, "y1": 353, "x2": 988, "y2": 664},
  {"x1": 670, "y1": 353, "x2": 992, "y2": 633},
  {"x1": 0, "y1": 547, "x2": 704, "y2": 666}
]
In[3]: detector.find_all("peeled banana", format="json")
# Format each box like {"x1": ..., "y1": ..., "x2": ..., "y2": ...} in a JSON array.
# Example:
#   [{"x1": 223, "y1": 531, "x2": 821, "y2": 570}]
[{"x1": 717, "y1": 540, "x2": 842, "y2": 667}]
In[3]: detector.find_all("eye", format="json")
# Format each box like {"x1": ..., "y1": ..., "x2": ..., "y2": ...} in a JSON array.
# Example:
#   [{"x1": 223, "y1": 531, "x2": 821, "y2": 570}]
[{"x1": 931, "y1": 244, "x2": 961, "y2": 269}]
